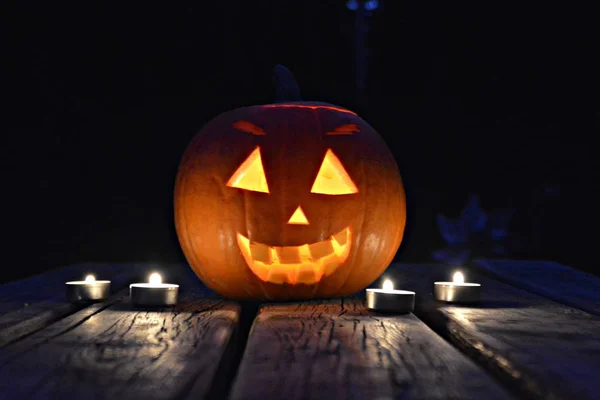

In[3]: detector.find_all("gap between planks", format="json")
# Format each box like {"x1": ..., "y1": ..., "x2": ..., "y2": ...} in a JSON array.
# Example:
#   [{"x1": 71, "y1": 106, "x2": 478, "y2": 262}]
[
  {"x1": 5, "y1": 262, "x2": 598, "y2": 399},
  {"x1": 0, "y1": 263, "x2": 153, "y2": 348},
  {"x1": 0, "y1": 284, "x2": 243, "y2": 400},
  {"x1": 383, "y1": 263, "x2": 600, "y2": 400},
  {"x1": 474, "y1": 259, "x2": 600, "y2": 317},
  {"x1": 229, "y1": 297, "x2": 513, "y2": 400}
]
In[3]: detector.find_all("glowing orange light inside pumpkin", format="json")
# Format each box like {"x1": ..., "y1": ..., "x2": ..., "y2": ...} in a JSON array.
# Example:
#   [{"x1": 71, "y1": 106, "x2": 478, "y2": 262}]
[
  {"x1": 311, "y1": 149, "x2": 358, "y2": 195},
  {"x1": 232, "y1": 120, "x2": 266, "y2": 136},
  {"x1": 227, "y1": 146, "x2": 269, "y2": 193},
  {"x1": 287, "y1": 206, "x2": 309, "y2": 225},
  {"x1": 326, "y1": 124, "x2": 360, "y2": 135},
  {"x1": 225, "y1": 144, "x2": 358, "y2": 285},
  {"x1": 262, "y1": 104, "x2": 357, "y2": 115},
  {"x1": 236, "y1": 226, "x2": 352, "y2": 285}
]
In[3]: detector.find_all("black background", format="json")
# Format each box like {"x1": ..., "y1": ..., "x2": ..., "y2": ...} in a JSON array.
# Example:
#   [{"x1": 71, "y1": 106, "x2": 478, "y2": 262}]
[{"x1": 3, "y1": 1, "x2": 599, "y2": 283}]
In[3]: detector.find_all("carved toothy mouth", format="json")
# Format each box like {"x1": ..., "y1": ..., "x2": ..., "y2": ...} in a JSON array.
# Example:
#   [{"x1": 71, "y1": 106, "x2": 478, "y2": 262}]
[{"x1": 236, "y1": 227, "x2": 351, "y2": 285}]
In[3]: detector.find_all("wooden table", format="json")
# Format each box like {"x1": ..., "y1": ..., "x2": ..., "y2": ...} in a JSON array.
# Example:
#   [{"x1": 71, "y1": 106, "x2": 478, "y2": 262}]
[{"x1": 0, "y1": 261, "x2": 598, "y2": 400}]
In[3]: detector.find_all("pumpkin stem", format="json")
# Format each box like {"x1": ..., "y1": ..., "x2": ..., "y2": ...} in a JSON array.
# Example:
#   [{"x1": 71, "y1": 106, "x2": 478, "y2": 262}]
[{"x1": 273, "y1": 64, "x2": 302, "y2": 102}]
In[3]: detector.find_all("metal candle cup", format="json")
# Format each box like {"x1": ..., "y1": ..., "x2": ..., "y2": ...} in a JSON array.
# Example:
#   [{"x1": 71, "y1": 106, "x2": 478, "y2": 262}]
[
  {"x1": 66, "y1": 275, "x2": 111, "y2": 303},
  {"x1": 130, "y1": 273, "x2": 179, "y2": 307},
  {"x1": 434, "y1": 271, "x2": 481, "y2": 303},
  {"x1": 366, "y1": 279, "x2": 415, "y2": 313}
]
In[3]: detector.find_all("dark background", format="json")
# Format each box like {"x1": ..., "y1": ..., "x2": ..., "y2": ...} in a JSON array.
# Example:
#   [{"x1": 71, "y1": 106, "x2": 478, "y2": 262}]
[{"x1": 2, "y1": 1, "x2": 598, "y2": 284}]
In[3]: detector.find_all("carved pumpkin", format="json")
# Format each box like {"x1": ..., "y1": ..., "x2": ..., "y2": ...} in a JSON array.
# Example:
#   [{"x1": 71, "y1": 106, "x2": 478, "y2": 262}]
[{"x1": 174, "y1": 66, "x2": 406, "y2": 300}]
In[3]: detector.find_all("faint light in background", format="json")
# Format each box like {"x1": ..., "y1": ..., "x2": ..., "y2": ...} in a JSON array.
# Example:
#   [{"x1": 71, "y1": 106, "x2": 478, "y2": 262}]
[
  {"x1": 346, "y1": 0, "x2": 380, "y2": 10},
  {"x1": 365, "y1": 0, "x2": 379, "y2": 10}
]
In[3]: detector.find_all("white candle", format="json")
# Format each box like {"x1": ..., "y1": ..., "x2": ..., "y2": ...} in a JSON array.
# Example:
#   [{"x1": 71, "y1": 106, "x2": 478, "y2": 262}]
[
  {"x1": 65, "y1": 274, "x2": 111, "y2": 303},
  {"x1": 130, "y1": 272, "x2": 179, "y2": 307},
  {"x1": 434, "y1": 271, "x2": 481, "y2": 303},
  {"x1": 366, "y1": 279, "x2": 415, "y2": 313}
]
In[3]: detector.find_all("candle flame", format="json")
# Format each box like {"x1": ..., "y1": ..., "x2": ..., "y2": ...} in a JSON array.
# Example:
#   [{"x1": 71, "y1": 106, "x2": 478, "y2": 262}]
[
  {"x1": 85, "y1": 275, "x2": 95, "y2": 283},
  {"x1": 453, "y1": 271, "x2": 465, "y2": 284},
  {"x1": 149, "y1": 272, "x2": 162, "y2": 285},
  {"x1": 382, "y1": 279, "x2": 394, "y2": 291}
]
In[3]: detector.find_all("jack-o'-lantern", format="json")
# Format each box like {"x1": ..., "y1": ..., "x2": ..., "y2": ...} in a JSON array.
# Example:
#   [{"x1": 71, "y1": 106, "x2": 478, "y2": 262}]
[{"x1": 174, "y1": 65, "x2": 406, "y2": 300}]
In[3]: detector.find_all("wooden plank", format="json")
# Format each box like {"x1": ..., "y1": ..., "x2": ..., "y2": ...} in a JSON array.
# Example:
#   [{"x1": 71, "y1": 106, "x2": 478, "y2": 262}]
[
  {"x1": 475, "y1": 259, "x2": 600, "y2": 317},
  {"x1": 0, "y1": 263, "x2": 146, "y2": 315},
  {"x1": 230, "y1": 298, "x2": 512, "y2": 400},
  {"x1": 0, "y1": 263, "x2": 151, "y2": 347},
  {"x1": 0, "y1": 269, "x2": 239, "y2": 400},
  {"x1": 384, "y1": 263, "x2": 600, "y2": 400}
]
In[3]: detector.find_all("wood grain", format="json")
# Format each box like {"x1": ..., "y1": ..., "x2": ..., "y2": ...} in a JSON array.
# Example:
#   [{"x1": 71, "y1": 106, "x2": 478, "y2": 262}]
[
  {"x1": 0, "y1": 263, "x2": 152, "y2": 347},
  {"x1": 383, "y1": 263, "x2": 600, "y2": 400},
  {"x1": 230, "y1": 297, "x2": 512, "y2": 400},
  {"x1": 0, "y1": 276, "x2": 239, "y2": 400},
  {"x1": 0, "y1": 263, "x2": 146, "y2": 315},
  {"x1": 475, "y1": 259, "x2": 600, "y2": 317}
]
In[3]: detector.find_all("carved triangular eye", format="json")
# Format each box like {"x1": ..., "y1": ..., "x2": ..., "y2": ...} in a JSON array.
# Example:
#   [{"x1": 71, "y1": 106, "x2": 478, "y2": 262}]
[
  {"x1": 227, "y1": 146, "x2": 269, "y2": 193},
  {"x1": 311, "y1": 149, "x2": 358, "y2": 195}
]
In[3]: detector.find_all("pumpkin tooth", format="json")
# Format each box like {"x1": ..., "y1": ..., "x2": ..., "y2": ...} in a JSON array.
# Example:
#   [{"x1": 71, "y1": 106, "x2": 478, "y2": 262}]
[
  {"x1": 330, "y1": 236, "x2": 343, "y2": 256},
  {"x1": 314, "y1": 265, "x2": 325, "y2": 282},
  {"x1": 237, "y1": 227, "x2": 351, "y2": 285},
  {"x1": 286, "y1": 267, "x2": 298, "y2": 284},
  {"x1": 298, "y1": 244, "x2": 312, "y2": 262},
  {"x1": 308, "y1": 239, "x2": 334, "y2": 259},
  {"x1": 250, "y1": 243, "x2": 271, "y2": 263},
  {"x1": 267, "y1": 265, "x2": 292, "y2": 284},
  {"x1": 269, "y1": 247, "x2": 279, "y2": 263},
  {"x1": 236, "y1": 233, "x2": 253, "y2": 265},
  {"x1": 322, "y1": 253, "x2": 340, "y2": 276},
  {"x1": 332, "y1": 229, "x2": 349, "y2": 247},
  {"x1": 249, "y1": 261, "x2": 270, "y2": 281},
  {"x1": 275, "y1": 246, "x2": 302, "y2": 264},
  {"x1": 296, "y1": 264, "x2": 318, "y2": 284}
]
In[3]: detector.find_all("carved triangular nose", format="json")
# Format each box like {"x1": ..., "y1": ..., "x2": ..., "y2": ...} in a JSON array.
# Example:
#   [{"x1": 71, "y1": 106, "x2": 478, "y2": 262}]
[{"x1": 287, "y1": 206, "x2": 309, "y2": 225}]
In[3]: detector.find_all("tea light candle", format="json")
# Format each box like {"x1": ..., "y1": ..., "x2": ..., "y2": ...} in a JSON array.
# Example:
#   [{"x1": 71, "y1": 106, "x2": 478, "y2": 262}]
[
  {"x1": 434, "y1": 271, "x2": 481, "y2": 303},
  {"x1": 366, "y1": 279, "x2": 415, "y2": 313},
  {"x1": 66, "y1": 274, "x2": 111, "y2": 303},
  {"x1": 130, "y1": 272, "x2": 179, "y2": 307}
]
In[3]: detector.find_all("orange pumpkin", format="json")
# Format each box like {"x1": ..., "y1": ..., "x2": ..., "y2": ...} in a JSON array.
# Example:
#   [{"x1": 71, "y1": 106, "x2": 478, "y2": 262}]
[{"x1": 174, "y1": 66, "x2": 406, "y2": 300}]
